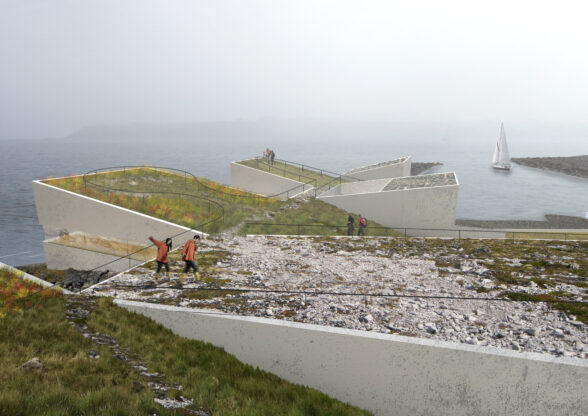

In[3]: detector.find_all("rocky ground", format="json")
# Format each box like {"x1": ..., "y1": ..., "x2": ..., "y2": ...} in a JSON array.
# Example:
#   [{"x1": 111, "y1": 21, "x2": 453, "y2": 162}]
[
  {"x1": 86, "y1": 236, "x2": 588, "y2": 359},
  {"x1": 456, "y1": 214, "x2": 588, "y2": 229},
  {"x1": 512, "y1": 155, "x2": 588, "y2": 179}
]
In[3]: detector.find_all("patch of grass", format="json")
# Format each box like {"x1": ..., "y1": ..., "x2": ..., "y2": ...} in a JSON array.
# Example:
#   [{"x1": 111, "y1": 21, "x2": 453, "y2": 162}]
[
  {"x1": 530, "y1": 277, "x2": 552, "y2": 288},
  {"x1": 238, "y1": 159, "x2": 341, "y2": 189},
  {"x1": 183, "y1": 289, "x2": 242, "y2": 300},
  {"x1": 88, "y1": 297, "x2": 371, "y2": 415},
  {"x1": 0, "y1": 284, "x2": 159, "y2": 414}
]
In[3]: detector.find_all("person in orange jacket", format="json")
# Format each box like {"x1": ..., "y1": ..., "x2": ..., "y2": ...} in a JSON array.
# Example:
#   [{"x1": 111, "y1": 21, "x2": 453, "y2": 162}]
[
  {"x1": 181, "y1": 235, "x2": 201, "y2": 281},
  {"x1": 149, "y1": 236, "x2": 172, "y2": 276}
]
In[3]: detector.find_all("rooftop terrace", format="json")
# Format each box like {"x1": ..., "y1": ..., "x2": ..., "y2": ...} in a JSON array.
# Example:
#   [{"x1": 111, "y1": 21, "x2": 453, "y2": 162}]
[{"x1": 382, "y1": 172, "x2": 457, "y2": 191}]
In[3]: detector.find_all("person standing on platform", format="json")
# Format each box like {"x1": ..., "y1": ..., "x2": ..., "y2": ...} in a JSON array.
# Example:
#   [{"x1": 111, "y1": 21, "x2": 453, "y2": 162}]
[
  {"x1": 358, "y1": 214, "x2": 367, "y2": 236},
  {"x1": 181, "y1": 235, "x2": 201, "y2": 281},
  {"x1": 149, "y1": 236, "x2": 172, "y2": 277},
  {"x1": 347, "y1": 214, "x2": 355, "y2": 236}
]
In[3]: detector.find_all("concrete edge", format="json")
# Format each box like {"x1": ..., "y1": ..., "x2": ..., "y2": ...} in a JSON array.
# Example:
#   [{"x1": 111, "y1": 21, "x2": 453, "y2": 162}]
[
  {"x1": 230, "y1": 161, "x2": 316, "y2": 197},
  {"x1": 317, "y1": 172, "x2": 459, "y2": 199},
  {"x1": 33, "y1": 180, "x2": 209, "y2": 238},
  {"x1": 114, "y1": 298, "x2": 588, "y2": 368},
  {"x1": 344, "y1": 155, "x2": 411, "y2": 175},
  {"x1": 0, "y1": 261, "x2": 74, "y2": 294}
]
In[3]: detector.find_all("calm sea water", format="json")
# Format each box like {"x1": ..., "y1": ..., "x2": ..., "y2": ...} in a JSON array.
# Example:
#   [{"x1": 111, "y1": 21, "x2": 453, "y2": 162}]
[{"x1": 1, "y1": 133, "x2": 587, "y2": 266}]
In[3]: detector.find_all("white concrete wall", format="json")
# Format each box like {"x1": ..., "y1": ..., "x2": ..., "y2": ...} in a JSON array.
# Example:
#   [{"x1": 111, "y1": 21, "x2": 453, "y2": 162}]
[
  {"x1": 231, "y1": 162, "x2": 313, "y2": 200},
  {"x1": 318, "y1": 183, "x2": 459, "y2": 233},
  {"x1": 33, "y1": 180, "x2": 204, "y2": 271},
  {"x1": 116, "y1": 300, "x2": 588, "y2": 416},
  {"x1": 43, "y1": 241, "x2": 146, "y2": 273},
  {"x1": 321, "y1": 178, "x2": 393, "y2": 197},
  {"x1": 345, "y1": 157, "x2": 412, "y2": 181}
]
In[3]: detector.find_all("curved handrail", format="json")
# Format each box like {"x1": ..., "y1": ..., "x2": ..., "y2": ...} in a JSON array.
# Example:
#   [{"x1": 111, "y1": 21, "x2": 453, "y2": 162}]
[
  {"x1": 258, "y1": 156, "x2": 364, "y2": 182},
  {"x1": 86, "y1": 165, "x2": 315, "y2": 201},
  {"x1": 82, "y1": 166, "x2": 224, "y2": 232}
]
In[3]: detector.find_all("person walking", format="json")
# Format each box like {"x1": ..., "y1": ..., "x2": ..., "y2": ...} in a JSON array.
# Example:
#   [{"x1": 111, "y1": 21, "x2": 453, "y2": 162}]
[
  {"x1": 270, "y1": 149, "x2": 275, "y2": 165},
  {"x1": 181, "y1": 235, "x2": 201, "y2": 281},
  {"x1": 357, "y1": 214, "x2": 367, "y2": 236},
  {"x1": 149, "y1": 236, "x2": 172, "y2": 277},
  {"x1": 347, "y1": 214, "x2": 355, "y2": 236}
]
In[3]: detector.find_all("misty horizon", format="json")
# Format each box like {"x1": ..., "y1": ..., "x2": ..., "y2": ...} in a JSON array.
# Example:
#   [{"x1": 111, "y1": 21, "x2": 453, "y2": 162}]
[{"x1": 2, "y1": 1, "x2": 588, "y2": 141}]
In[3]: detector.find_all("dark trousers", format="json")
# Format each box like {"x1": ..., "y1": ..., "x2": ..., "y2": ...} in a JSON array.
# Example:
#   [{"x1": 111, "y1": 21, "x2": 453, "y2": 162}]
[
  {"x1": 156, "y1": 261, "x2": 170, "y2": 273},
  {"x1": 183, "y1": 260, "x2": 198, "y2": 273},
  {"x1": 358, "y1": 225, "x2": 365, "y2": 236},
  {"x1": 347, "y1": 224, "x2": 354, "y2": 236}
]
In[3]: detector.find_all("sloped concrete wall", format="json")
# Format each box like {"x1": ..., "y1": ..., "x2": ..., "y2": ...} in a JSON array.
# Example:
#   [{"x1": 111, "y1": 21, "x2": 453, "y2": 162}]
[
  {"x1": 33, "y1": 181, "x2": 203, "y2": 271},
  {"x1": 318, "y1": 183, "x2": 459, "y2": 232},
  {"x1": 345, "y1": 157, "x2": 412, "y2": 181},
  {"x1": 321, "y1": 178, "x2": 393, "y2": 197},
  {"x1": 43, "y1": 241, "x2": 146, "y2": 273},
  {"x1": 230, "y1": 162, "x2": 312, "y2": 200},
  {"x1": 116, "y1": 300, "x2": 588, "y2": 416}
]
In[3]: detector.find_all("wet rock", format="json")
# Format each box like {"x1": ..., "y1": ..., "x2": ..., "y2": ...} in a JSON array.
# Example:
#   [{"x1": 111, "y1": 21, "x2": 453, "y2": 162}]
[
  {"x1": 425, "y1": 323, "x2": 437, "y2": 334},
  {"x1": 524, "y1": 328, "x2": 538, "y2": 337},
  {"x1": 19, "y1": 357, "x2": 46, "y2": 372}
]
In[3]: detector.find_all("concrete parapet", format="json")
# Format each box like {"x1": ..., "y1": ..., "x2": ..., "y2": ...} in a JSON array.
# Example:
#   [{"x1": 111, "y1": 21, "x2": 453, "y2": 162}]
[
  {"x1": 318, "y1": 173, "x2": 459, "y2": 233},
  {"x1": 344, "y1": 156, "x2": 412, "y2": 181},
  {"x1": 230, "y1": 161, "x2": 313, "y2": 200},
  {"x1": 33, "y1": 180, "x2": 203, "y2": 271},
  {"x1": 116, "y1": 299, "x2": 588, "y2": 416}
]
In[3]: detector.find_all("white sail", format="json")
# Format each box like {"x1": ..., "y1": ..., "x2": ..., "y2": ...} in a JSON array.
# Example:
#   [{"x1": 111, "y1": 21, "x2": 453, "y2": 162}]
[{"x1": 492, "y1": 123, "x2": 511, "y2": 169}]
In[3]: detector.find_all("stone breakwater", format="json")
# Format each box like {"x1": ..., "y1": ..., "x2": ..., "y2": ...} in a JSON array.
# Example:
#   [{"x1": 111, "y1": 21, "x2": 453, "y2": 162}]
[
  {"x1": 512, "y1": 155, "x2": 588, "y2": 179},
  {"x1": 87, "y1": 236, "x2": 588, "y2": 359}
]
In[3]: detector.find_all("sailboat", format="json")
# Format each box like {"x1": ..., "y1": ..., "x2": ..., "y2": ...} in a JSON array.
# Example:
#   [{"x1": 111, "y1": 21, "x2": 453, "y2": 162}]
[{"x1": 492, "y1": 123, "x2": 511, "y2": 170}]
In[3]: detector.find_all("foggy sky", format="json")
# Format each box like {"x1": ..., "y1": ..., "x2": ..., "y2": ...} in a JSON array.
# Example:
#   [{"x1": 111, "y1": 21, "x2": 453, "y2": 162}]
[{"x1": 1, "y1": 0, "x2": 588, "y2": 140}]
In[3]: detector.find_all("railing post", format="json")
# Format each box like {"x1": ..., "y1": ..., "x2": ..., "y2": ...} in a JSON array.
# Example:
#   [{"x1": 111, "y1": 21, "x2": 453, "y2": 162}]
[
  {"x1": 458, "y1": 230, "x2": 461, "y2": 241},
  {"x1": 298, "y1": 224, "x2": 300, "y2": 235},
  {"x1": 404, "y1": 228, "x2": 407, "y2": 238}
]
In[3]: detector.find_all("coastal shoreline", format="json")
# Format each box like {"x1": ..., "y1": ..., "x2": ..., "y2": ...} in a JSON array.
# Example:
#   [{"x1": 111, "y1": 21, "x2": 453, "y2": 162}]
[{"x1": 512, "y1": 155, "x2": 588, "y2": 179}]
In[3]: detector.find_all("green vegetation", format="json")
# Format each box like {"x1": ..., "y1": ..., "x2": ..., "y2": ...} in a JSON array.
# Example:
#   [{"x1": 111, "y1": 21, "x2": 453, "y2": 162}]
[
  {"x1": 88, "y1": 297, "x2": 371, "y2": 415},
  {"x1": 0, "y1": 269, "x2": 159, "y2": 415},
  {"x1": 238, "y1": 158, "x2": 343, "y2": 189},
  {"x1": 0, "y1": 267, "x2": 62, "y2": 318},
  {"x1": 0, "y1": 271, "x2": 370, "y2": 415},
  {"x1": 45, "y1": 167, "x2": 400, "y2": 237}
]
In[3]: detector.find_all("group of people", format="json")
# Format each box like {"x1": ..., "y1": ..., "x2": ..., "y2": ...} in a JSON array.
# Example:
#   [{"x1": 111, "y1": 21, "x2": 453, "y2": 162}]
[
  {"x1": 264, "y1": 148, "x2": 276, "y2": 165},
  {"x1": 148, "y1": 234, "x2": 201, "y2": 281},
  {"x1": 347, "y1": 214, "x2": 368, "y2": 236}
]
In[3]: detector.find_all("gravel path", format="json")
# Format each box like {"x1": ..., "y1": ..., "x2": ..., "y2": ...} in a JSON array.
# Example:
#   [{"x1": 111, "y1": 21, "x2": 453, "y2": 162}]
[{"x1": 87, "y1": 236, "x2": 588, "y2": 360}]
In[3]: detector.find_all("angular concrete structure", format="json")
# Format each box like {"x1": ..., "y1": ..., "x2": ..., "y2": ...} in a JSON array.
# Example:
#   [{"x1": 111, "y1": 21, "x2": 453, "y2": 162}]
[
  {"x1": 33, "y1": 180, "x2": 204, "y2": 272},
  {"x1": 344, "y1": 156, "x2": 412, "y2": 181},
  {"x1": 231, "y1": 161, "x2": 314, "y2": 200},
  {"x1": 116, "y1": 299, "x2": 588, "y2": 416},
  {"x1": 318, "y1": 172, "x2": 459, "y2": 234}
]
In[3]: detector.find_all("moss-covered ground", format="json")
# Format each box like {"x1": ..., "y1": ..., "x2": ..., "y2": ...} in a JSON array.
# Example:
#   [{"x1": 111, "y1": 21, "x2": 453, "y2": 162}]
[
  {"x1": 44, "y1": 167, "x2": 399, "y2": 237},
  {"x1": 0, "y1": 267, "x2": 371, "y2": 415}
]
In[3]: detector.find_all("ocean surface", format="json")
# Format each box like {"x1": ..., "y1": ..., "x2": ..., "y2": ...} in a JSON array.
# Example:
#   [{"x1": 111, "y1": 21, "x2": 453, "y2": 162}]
[{"x1": 1, "y1": 132, "x2": 587, "y2": 267}]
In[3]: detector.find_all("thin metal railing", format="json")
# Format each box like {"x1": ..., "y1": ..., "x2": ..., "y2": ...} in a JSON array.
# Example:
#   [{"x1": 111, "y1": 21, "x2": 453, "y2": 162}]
[{"x1": 242, "y1": 222, "x2": 588, "y2": 241}]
